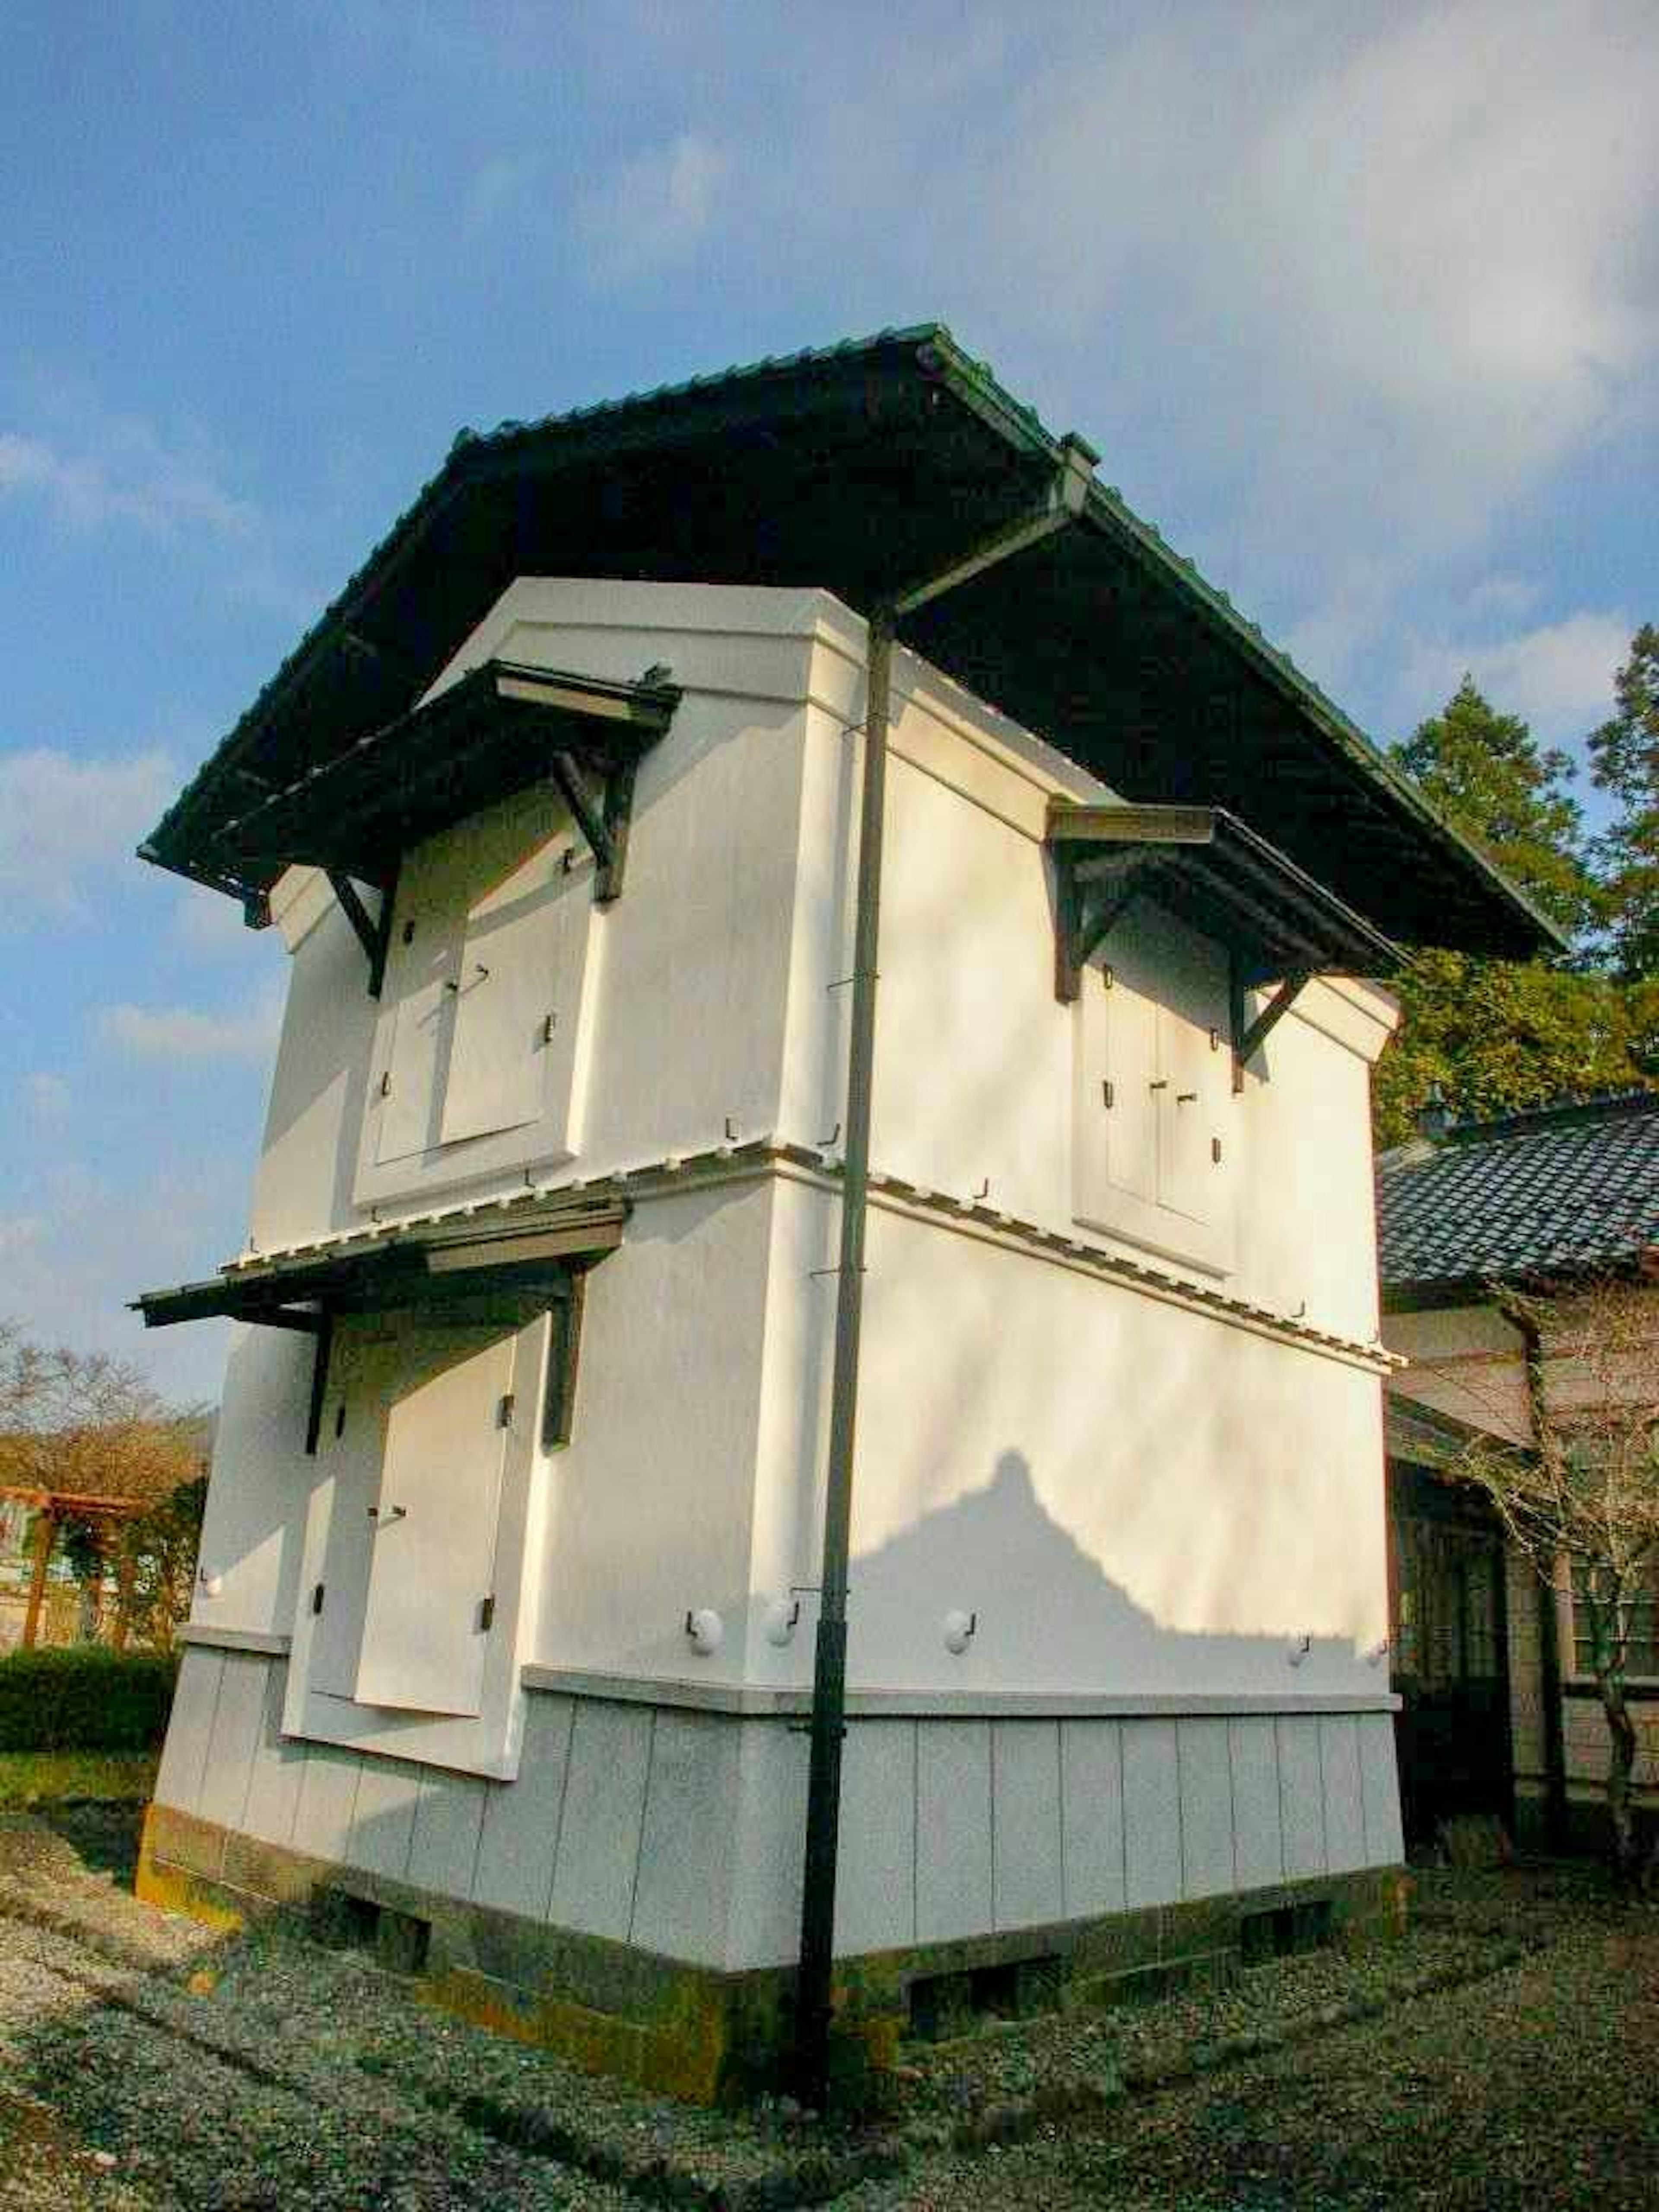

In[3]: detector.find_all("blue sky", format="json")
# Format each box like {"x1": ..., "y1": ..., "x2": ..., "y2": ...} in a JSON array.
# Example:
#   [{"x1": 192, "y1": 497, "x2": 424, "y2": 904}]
[{"x1": 2, "y1": 0, "x2": 1656, "y2": 1403}]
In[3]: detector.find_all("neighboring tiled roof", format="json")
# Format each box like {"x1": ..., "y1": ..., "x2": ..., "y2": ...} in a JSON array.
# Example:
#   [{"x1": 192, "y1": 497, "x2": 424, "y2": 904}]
[{"x1": 1378, "y1": 1089, "x2": 1659, "y2": 1297}]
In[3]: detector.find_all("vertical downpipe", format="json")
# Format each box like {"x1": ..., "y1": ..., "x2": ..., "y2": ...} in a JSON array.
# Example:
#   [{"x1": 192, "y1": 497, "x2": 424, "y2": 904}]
[{"x1": 795, "y1": 610, "x2": 894, "y2": 2104}]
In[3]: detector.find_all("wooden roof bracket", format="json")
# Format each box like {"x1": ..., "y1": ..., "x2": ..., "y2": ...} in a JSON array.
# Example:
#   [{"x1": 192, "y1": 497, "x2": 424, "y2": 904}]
[
  {"x1": 549, "y1": 749, "x2": 637, "y2": 905},
  {"x1": 1231, "y1": 959, "x2": 1313, "y2": 1093},
  {"x1": 327, "y1": 863, "x2": 400, "y2": 999},
  {"x1": 1052, "y1": 843, "x2": 1156, "y2": 1002}
]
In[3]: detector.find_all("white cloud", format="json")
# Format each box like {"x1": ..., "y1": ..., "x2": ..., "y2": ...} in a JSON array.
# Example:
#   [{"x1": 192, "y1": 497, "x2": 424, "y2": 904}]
[
  {"x1": 575, "y1": 132, "x2": 727, "y2": 277},
  {"x1": 0, "y1": 745, "x2": 176, "y2": 924},
  {"x1": 0, "y1": 403, "x2": 313, "y2": 620},
  {"x1": 22, "y1": 1074, "x2": 70, "y2": 1123},
  {"x1": 1403, "y1": 609, "x2": 1632, "y2": 737},
  {"x1": 173, "y1": 885, "x2": 259, "y2": 957},
  {"x1": 97, "y1": 985, "x2": 281, "y2": 1067}
]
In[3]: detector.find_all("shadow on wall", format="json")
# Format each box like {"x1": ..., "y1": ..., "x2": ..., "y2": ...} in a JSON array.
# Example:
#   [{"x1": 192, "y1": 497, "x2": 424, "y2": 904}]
[{"x1": 843, "y1": 1445, "x2": 1366, "y2": 1692}]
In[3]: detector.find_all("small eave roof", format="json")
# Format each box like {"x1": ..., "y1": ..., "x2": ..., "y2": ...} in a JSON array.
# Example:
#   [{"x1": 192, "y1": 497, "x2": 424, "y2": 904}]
[
  {"x1": 140, "y1": 324, "x2": 1559, "y2": 959},
  {"x1": 1379, "y1": 1088, "x2": 1659, "y2": 1304}
]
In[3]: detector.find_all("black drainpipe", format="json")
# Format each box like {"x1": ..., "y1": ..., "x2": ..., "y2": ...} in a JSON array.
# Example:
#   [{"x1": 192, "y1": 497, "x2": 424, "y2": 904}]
[{"x1": 794, "y1": 435, "x2": 1098, "y2": 2106}]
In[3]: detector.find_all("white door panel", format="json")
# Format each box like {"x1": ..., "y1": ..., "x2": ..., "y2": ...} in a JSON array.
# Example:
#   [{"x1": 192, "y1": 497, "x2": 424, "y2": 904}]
[
  {"x1": 354, "y1": 1328, "x2": 515, "y2": 1718},
  {"x1": 440, "y1": 852, "x2": 586, "y2": 1147},
  {"x1": 309, "y1": 1331, "x2": 393, "y2": 1697}
]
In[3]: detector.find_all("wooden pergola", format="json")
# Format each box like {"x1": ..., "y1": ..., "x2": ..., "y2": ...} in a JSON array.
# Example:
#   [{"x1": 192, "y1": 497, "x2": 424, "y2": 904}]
[{"x1": 0, "y1": 1484, "x2": 149, "y2": 1651}]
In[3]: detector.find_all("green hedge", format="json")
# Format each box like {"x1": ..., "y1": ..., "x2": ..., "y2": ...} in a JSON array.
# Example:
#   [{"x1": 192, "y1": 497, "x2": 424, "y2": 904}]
[{"x1": 0, "y1": 1646, "x2": 179, "y2": 1754}]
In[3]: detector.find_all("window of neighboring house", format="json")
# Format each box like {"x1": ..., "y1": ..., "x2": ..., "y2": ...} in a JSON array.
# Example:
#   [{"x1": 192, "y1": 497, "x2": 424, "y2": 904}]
[
  {"x1": 1570, "y1": 1560, "x2": 1659, "y2": 1679},
  {"x1": 357, "y1": 783, "x2": 594, "y2": 1206},
  {"x1": 1073, "y1": 899, "x2": 1235, "y2": 1274}
]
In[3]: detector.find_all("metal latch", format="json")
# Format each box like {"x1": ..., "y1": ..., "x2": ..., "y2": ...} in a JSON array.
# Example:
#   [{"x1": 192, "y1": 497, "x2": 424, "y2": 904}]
[
  {"x1": 497, "y1": 1392, "x2": 515, "y2": 1430},
  {"x1": 478, "y1": 1595, "x2": 496, "y2": 1633},
  {"x1": 311, "y1": 1583, "x2": 325, "y2": 1616},
  {"x1": 367, "y1": 1504, "x2": 407, "y2": 1523}
]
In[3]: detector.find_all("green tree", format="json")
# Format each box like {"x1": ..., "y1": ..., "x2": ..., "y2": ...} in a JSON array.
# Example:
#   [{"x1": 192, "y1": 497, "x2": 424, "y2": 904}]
[
  {"x1": 1589, "y1": 623, "x2": 1659, "y2": 984},
  {"x1": 1376, "y1": 679, "x2": 1642, "y2": 1145},
  {"x1": 1394, "y1": 675, "x2": 1596, "y2": 934}
]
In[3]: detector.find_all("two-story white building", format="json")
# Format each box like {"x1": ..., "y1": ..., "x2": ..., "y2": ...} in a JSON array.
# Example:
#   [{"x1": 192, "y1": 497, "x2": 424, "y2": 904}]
[{"x1": 132, "y1": 328, "x2": 1555, "y2": 2099}]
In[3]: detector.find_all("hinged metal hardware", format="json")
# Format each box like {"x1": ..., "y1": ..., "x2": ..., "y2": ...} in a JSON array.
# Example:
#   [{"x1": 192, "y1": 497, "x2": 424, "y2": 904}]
[
  {"x1": 311, "y1": 1583, "x2": 325, "y2": 1616},
  {"x1": 1176, "y1": 1090, "x2": 1197, "y2": 1104},
  {"x1": 334, "y1": 1403, "x2": 346, "y2": 1438},
  {"x1": 497, "y1": 1392, "x2": 515, "y2": 1429},
  {"x1": 1209, "y1": 1028, "x2": 1221, "y2": 1051},
  {"x1": 1102, "y1": 964, "x2": 1114, "y2": 990},
  {"x1": 378, "y1": 1070, "x2": 391, "y2": 1099},
  {"x1": 402, "y1": 918, "x2": 415, "y2": 944},
  {"x1": 478, "y1": 1595, "x2": 496, "y2": 1633},
  {"x1": 1212, "y1": 1137, "x2": 1223, "y2": 1164},
  {"x1": 541, "y1": 1012, "x2": 556, "y2": 1045},
  {"x1": 1149, "y1": 1079, "x2": 1169, "y2": 1091},
  {"x1": 367, "y1": 1503, "x2": 407, "y2": 1523},
  {"x1": 1101, "y1": 1079, "x2": 1114, "y2": 1109}
]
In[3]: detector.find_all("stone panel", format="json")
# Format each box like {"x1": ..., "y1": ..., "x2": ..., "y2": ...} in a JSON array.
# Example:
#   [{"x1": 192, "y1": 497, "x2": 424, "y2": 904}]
[
  {"x1": 1228, "y1": 1716, "x2": 1284, "y2": 1890},
  {"x1": 836, "y1": 1720, "x2": 916, "y2": 1955},
  {"x1": 1276, "y1": 1715, "x2": 1327, "y2": 1879},
  {"x1": 991, "y1": 1719, "x2": 1064, "y2": 1932},
  {"x1": 290, "y1": 1744, "x2": 362, "y2": 1863},
  {"x1": 1319, "y1": 1715, "x2": 1367, "y2": 1872},
  {"x1": 631, "y1": 1710, "x2": 741, "y2": 1964},
  {"x1": 154, "y1": 1648, "x2": 224, "y2": 1817},
  {"x1": 197, "y1": 1654, "x2": 267, "y2": 1834},
  {"x1": 241, "y1": 1661, "x2": 306, "y2": 1847},
  {"x1": 1122, "y1": 1719, "x2": 1181, "y2": 1909},
  {"x1": 916, "y1": 1720, "x2": 992, "y2": 1944},
  {"x1": 549, "y1": 1700, "x2": 653, "y2": 1941},
  {"x1": 1059, "y1": 1719, "x2": 1125, "y2": 1919},
  {"x1": 473, "y1": 1693, "x2": 573, "y2": 1919},
  {"x1": 1356, "y1": 1713, "x2": 1404, "y2": 1864},
  {"x1": 1176, "y1": 1718, "x2": 1235, "y2": 1900},
  {"x1": 346, "y1": 1757, "x2": 422, "y2": 1880},
  {"x1": 727, "y1": 1722, "x2": 808, "y2": 1970},
  {"x1": 407, "y1": 1772, "x2": 487, "y2": 1899}
]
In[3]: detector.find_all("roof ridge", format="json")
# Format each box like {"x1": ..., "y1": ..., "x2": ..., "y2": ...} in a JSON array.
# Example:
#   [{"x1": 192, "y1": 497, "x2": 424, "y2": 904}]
[{"x1": 1445, "y1": 1086, "x2": 1659, "y2": 1145}]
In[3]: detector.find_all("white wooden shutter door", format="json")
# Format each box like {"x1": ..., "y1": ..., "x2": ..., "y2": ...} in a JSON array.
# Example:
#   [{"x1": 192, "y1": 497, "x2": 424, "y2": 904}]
[
  {"x1": 374, "y1": 878, "x2": 462, "y2": 1166},
  {"x1": 439, "y1": 852, "x2": 585, "y2": 1148},
  {"x1": 1101, "y1": 952, "x2": 1159, "y2": 1204},
  {"x1": 309, "y1": 1332, "x2": 388, "y2": 1697},
  {"x1": 353, "y1": 1328, "x2": 514, "y2": 1718},
  {"x1": 1154, "y1": 920, "x2": 1229, "y2": 1223}
]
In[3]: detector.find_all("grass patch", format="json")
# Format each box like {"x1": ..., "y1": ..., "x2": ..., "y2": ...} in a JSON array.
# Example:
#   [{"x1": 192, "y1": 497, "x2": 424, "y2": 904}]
[{"x1": 0, "y1": 1748, "x2": 159, "y2": 1808}]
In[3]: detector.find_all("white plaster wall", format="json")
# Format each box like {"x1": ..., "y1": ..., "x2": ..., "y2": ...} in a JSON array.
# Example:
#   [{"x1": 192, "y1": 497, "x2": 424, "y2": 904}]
[
  {"x1": 749, "y1": 1178, "x2": 1392, "y2": 1702},
  {"x1": 786, "y1": 619, "x2": 1396, "y2": 1344},
  {"x1": 526, "y1": 1178, "x2": 775, "y2": 1684}
]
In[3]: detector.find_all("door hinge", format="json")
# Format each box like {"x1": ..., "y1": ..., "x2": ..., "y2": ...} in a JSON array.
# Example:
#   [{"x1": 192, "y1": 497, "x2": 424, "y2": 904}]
[
  {"x1": 1101, "y1": 1078, "x2": 1114, "y2": 1109},
  {"x1": 497, "y1": 1392, "x2": 516, "y2": 1430},
  {"x1": 478, "y1": 1595, "x2": 496, "y2": 1633},
  {"x1": 311, "y1": 1582, "x2": 325, "y2": 1616},
  {"x1": 378, "y1": 1070, "x2": 391, "y2": 1099},
  {"x1": 541, "y1": 1011, "x2": 556, "y2": 1045},
  {"x1": 334, "y1": 1403, "x2": 346, "y2": 1439}
]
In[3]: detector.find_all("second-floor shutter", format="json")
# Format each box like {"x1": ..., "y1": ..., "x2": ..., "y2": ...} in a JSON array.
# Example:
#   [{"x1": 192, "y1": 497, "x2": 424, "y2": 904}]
[{"x1": 439, "y1": 844, "x2": 586, "y2": 1147}]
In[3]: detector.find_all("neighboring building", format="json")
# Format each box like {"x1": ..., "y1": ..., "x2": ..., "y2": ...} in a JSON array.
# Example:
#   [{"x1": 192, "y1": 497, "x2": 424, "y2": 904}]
[
  {"x1": 131, "y1": 328, "x2": 1551, "y2": 2097},
  {"x1": 1379, "y1": 1089, "x2": 1659, "y2": 1851}
]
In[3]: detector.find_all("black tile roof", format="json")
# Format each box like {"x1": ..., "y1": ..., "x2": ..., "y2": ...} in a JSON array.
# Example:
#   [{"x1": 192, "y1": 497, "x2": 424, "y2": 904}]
[{"x1": 1378, "y1": 1089, "x2": 1659, "y2": 1300}]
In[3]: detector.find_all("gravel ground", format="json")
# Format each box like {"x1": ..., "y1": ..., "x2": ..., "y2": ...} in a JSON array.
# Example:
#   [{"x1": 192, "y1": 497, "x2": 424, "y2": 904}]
[
  {"x1": 0, "y1": 1827, "x2": 1654, "y2": 2211},
  {"x1": 845, "y1": 1893, "x2": 1659, "y2": 2210}
]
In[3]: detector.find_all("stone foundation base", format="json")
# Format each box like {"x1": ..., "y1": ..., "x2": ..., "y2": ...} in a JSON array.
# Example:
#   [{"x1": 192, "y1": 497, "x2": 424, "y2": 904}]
[{"x1": 139, "y1": 1800, "x2": 1406, "y2": 2105}]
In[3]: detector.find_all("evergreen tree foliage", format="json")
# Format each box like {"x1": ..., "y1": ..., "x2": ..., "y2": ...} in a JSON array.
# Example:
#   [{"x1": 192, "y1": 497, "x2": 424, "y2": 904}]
[
  {"x1": 1375, "y1": 677, "x2": 1643, "y2": 1147},
  {"x1": 1589, "y1": 623, "x2": 1659, "y2": 985}
]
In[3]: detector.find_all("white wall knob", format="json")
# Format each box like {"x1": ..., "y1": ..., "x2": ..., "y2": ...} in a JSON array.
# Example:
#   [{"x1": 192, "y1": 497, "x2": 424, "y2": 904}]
[
  {"x1": 685, "y1": 1607, "x2": 724, "y2": 1657},
  {"x1": 943, "y1": 1609, "x2": 977, "y2": 1656},
  {"x1": 197, "y1": 1568, "x2": 223, "y2": 1599},
  {"x1": 762, "y1": 1597, "x2": 800, "y2": 1648}
]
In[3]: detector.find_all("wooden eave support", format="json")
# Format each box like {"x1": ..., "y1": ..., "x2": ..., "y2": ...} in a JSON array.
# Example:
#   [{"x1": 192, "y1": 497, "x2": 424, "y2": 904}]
[
  {"x1": 1230, "y1": 965, "x2": 1314, "y2": 1093},
  {"x1": 548, "y1": 749, "x2": 638, "y2": 905},
  {"x1": 326, "y1": 868, "x2": 398, "y2": 999}
]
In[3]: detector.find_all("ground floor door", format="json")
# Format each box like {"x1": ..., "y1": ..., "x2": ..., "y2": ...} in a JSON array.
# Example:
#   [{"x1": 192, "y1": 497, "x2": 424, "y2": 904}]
[{"x1": 1388, "y1": 1460, "x2": 1514, "y2": 1845}]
